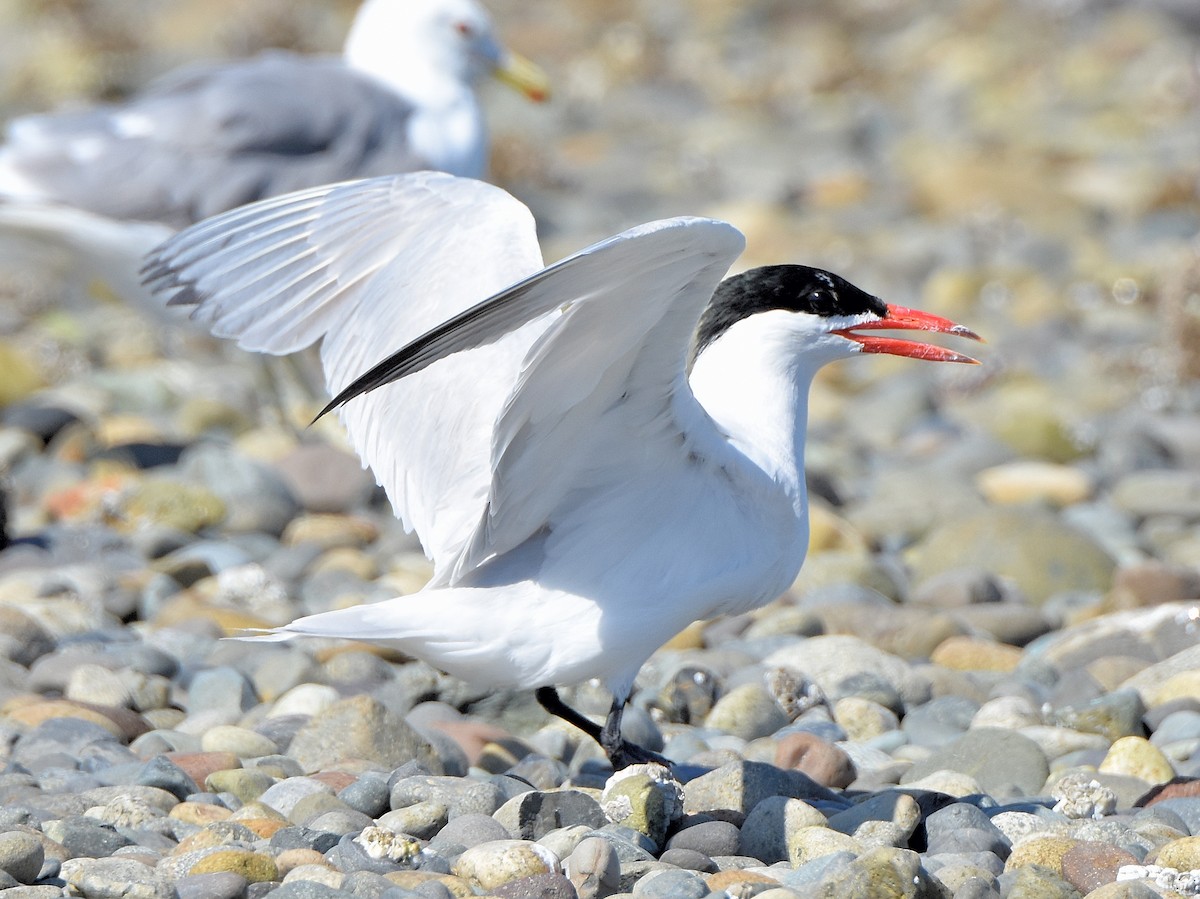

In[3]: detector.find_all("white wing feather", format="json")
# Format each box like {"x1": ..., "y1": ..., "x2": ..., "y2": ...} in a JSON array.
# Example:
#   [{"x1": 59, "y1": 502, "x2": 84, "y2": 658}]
[
  {"x1": 143, "y1": 172, "x2": 546, "y2": 571},
  {"x1": 146, "y1": 175, "x2": 749, "y2": 597},
  {"x1": 453, "y1": 218, "x2": 746, "y2": 577}
]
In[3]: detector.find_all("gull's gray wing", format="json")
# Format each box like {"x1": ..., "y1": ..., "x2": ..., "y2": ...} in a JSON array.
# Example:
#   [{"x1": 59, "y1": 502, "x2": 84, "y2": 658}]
[{"x1": 2, "y1": 53, "x2": 427, "y2": 227}]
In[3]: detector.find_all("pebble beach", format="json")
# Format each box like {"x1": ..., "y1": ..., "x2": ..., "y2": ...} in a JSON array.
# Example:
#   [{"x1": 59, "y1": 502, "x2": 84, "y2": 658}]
[{"x1": 0, "y1": 0, "x2": 1199, "y2": 897}]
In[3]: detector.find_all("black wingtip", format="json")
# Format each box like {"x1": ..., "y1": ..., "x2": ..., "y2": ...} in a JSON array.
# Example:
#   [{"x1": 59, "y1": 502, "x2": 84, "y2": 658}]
[
  {"x1": 309, "y1": 397, "x2": 341, "y2": 426},
  {"x1": 164, "y1": 284, "x2": 205, "y2": 307}
]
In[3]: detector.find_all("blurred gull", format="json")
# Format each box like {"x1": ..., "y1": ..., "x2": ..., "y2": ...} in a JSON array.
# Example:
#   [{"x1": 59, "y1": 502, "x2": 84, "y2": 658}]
[
  {"x1": 0, "y1": 0, "x2": 547, "y2": 305},
  {"x1": 143, "y1": 172, "x2": 981, "y2": 768}
]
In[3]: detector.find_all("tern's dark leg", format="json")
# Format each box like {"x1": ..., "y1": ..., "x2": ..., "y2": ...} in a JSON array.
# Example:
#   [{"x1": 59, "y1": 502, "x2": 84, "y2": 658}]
[
  {"x1": 535, "y1": 686, "x2": 603, "y2": 743},
  {"x1": 536, "y1": 687, "x2": 669, "y2": 770}
]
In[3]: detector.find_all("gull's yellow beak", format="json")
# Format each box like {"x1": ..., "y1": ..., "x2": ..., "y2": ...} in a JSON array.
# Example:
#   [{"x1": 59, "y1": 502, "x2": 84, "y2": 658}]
[{"x1": 494, "y1": 51, "x2": 550, "y2": 103}]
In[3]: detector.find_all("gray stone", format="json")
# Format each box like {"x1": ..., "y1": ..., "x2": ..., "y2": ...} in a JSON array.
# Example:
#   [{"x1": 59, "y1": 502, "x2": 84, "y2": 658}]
[
  {"x1": 43, "y1": 817, "x2": 132, "y2": 858},
  {"x1": 290, "y1": 696, "x2": 441, "y2": 773},
  {"x1": 428, "y1": 812, "x2": 510, "y2": 850},
  {"x1": 98, "y1": 754, "x2": 198, "y2": 799},
  {"x1": 820, "y1": 847, "x2": 950, "y2": 897},
  {"x1": 494, "y1": 789, "x2": 607, "y2": 840},
  {"x1": 778, "y1": 850, "x2": 857, "y2": 889},
  {"x1": 491, "y1": 872, "x2": 579, "y2": 899},
  {"x1": 951, "y1": 603, "x2": 1053, "y2": 648},
  {"x1": 631, "y1": 867, "x2": 708, "y2": 898},
  {"x1": 900, "y1": 728, "x2": 1050, "y2": 798},
  {"x1": 174, "y1": 871, "x2": 250, "y2": 899},
  {"x1": 0, "y1": 833, "x2": 43, "y2": 885},
  {"x1": 377, "y1": 801, "x2": 449, "y2": 840},
  {"x1": 325, "y1": 832, "x2": 413, "y2": 876},
  {"x1": 1050, "y1": 689, "x2": 1146, "y2": 742},
  {"x1": 179, "y1": 442, "x2": 301, "y2": 536},
  {"x1": 307, "y1": 808, "x2": 376, "y2": 835},
  {"x1": 187, "y1": 666, "x2": 259, "y2": 716},
  {"x1": 10, "y1": 718, "x2": 125, "y2": 772},
  {"x1": 390, "y1": 775, "x2": 504, "y2": 819},
  {"x1": 656, "y1": 847, "x2": 716, "y2": 872},
  {"x1": 681, "y1": 760, "x2": 842, "y2": 816},
  {"x1": 905, "y1": 508, "x2": 1115, "y2": 605},
  {"x1": 338, "y1": 774, "x2": 391, "y2": 819},
  {"x1": 704, "y1": 682, "x2": 789, "y2": 740},
  {"x1": 765, "y1": 635, "x2": 929, "y2": 708},
  {"x1": 274, "y1": 443, "x2": 376, "y2": 514},
  {"x1": 1150, "y1": 710, "x2": 1200, "y2": 748},
  {"x1": 564, "y1": 835, "x2": 620, "y2": 899},
  {"x1": 923, "y1": 803, "x2": 1011, "y2": 859},
  {"x1": 739, "y1": 796, "x2": 827, "y2": 863},
  {"x1": 665, "y1": 819, "x2": 741, "y2": 857},
  {"x1": 0, "y1": 886, "x2": 72, "y2": 899},
  {"x1": 901, "y1": 696, "x2": 980, "y2": 747},
  {"x1": 263, "y1": 883, "x2": 355, "y2": 899},
  {"x1": 59, "y1": 857, "x2": 175, "y2": 899},
  {"x1": 1111, "y1": 469, "x2": 1200, "y2": 518},
  {"x1": 827, "y1": 791, "x2": 921, "y2": 847},
  {"x1": 579, "y1": 829, "x2": 655, "y2": 865},
  {"x1": 1142, "y1": 797, "x2": 1200, "y2": 835},
  {"x1": 923, "y1": 850, "x2": 1005, "y2": 877},
  {"x1": 341, "y1": 871, "x2": 395, "y2": 899},
  {"x1": 259, "y1": 777, "x2": 335, "y2": 817}
]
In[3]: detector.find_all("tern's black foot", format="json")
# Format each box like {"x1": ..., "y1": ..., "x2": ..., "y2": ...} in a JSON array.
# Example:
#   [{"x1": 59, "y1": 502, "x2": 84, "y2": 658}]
[
  {"x1": 602, "y1": 734, "x2": 672, "y2": 771},
  {"x1": 536, "y1": 686, "x2": 673, "y2": 771}
]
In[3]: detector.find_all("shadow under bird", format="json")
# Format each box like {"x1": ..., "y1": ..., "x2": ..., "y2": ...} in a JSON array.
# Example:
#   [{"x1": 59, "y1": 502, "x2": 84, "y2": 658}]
[{"x1": 143, "y1": 172, "x2": 982, "y2": 769}]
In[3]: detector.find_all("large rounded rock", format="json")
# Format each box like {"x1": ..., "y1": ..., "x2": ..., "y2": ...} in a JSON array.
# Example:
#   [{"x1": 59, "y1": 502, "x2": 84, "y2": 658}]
[
  {"x1": 287, "y1": 695, "x2": 440, "y2": 773},
  {"x1": 452, "y1": 839, "x2": 558, "y2": 891},
  {"x1": 681, "y1": 760, "x2": 839, "y2": 816},
  {"x1": 0, "y1": 831, "x2": 44, "y2": 884},
  {"x1": 740, "y1": 796, "x2": 826, "y2": 864},
  {"x1": 178, "y1": 443, "x2": 300, "y2": 536},
  {"x1": 900, "y1": 728, "x2": 1049, "y2": 798},
  {"x1": 905, "y1": 508, "x2": 1114, "y2": 605},
  {"x1": 704, "y1": 682, "x2": 789, "y2": 740},
  {"x1": 765, "y1": 635, "x2": 927, "y2": 707},
  {"x1": 1099, "y1": 736, "x2": 1175, "y2": 786}
]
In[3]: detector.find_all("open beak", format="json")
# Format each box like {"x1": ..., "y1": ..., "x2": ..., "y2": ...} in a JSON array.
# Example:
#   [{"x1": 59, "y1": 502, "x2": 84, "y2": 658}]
[
  {"x1": 494, "y1": 51, "x2": 550, "y2": 103},
  {"x1": 835, "y1": 303, "x2": 983, "y2": 364}
]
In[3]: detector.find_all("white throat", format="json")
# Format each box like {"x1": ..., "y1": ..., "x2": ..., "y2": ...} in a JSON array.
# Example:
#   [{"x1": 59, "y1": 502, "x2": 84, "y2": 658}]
[{"x1": 689, "y1": 311, "x2": 841, "y2": 518}]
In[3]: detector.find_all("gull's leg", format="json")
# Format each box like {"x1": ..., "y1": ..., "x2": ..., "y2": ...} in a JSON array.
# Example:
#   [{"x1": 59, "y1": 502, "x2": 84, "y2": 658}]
[{"x1": 536, "y1": 687, "x2": 669, "y2": 770}]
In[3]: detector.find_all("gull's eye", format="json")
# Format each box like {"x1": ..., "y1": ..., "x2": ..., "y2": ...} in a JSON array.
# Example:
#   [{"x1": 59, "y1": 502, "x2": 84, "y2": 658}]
[{"x1": 455, "y1": 20, "x2": 474, "y2": 38}]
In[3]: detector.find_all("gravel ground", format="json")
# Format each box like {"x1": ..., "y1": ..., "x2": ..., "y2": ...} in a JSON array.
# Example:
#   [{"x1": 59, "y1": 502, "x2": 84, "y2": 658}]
[{"x1": 0, "y1": 0, "x2": 1198, "y2": 897}]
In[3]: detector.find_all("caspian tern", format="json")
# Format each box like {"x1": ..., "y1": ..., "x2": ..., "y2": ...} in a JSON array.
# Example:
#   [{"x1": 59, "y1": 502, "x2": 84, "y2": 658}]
[{"x1": 142, "y1": 172, "x2": 981, "y2": 768}]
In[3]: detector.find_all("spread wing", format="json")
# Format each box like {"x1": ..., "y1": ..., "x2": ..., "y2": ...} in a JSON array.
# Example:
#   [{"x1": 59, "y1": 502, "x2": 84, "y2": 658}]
[
  {"x1": 319, "y1": 214, "x2": 747, "y2": 584},
  {"x1": 2, "y1": 54, "x2": 426, "y2": 227},
  {"x1": 143, "y1": 172, "x2": 547, "y2": 572}
]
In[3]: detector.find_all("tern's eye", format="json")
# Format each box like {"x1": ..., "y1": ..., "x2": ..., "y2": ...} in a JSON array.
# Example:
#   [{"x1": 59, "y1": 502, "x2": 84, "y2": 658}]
[{"x1": 805, "y1": 288, "x2": 836, "y2": 314}]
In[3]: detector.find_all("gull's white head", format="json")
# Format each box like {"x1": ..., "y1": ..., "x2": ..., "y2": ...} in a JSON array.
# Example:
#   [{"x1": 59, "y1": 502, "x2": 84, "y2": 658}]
[{"x1": 344, "y1": 0, "x2": 548, "y2": 104}]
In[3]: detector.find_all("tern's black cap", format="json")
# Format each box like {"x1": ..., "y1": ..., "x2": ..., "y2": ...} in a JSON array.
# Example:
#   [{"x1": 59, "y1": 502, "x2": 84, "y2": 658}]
[{"x1": 695, "y1": 264, "x2": 885, "y2": 356}]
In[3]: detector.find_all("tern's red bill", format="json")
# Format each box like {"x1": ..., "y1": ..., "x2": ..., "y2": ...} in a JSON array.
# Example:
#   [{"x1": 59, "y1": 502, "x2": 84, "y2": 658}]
[{"x1": 835, "y1": 303, "x2": 983, "y2": 364}]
